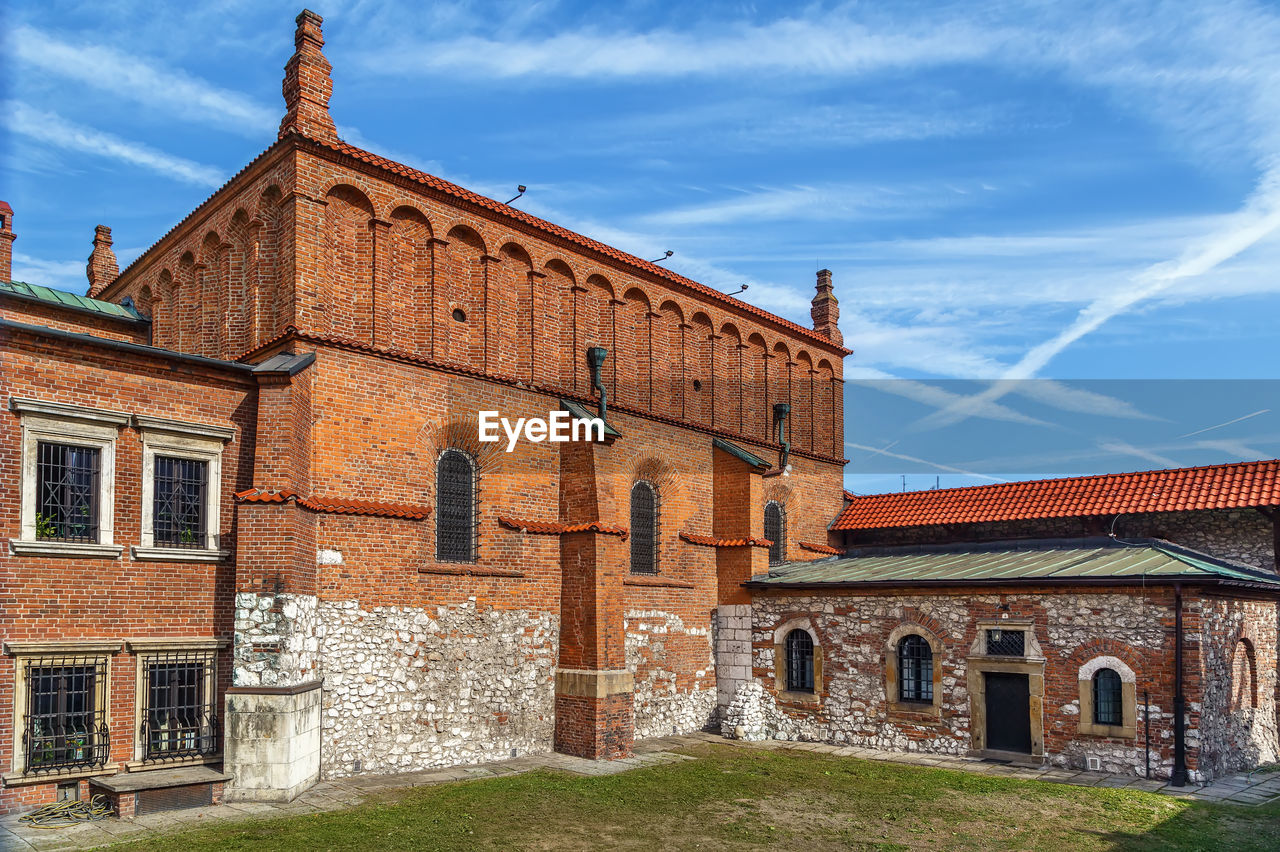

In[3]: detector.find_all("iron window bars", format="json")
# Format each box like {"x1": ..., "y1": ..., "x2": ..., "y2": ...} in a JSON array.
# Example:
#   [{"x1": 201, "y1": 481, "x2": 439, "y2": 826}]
[
  {"x1": 765, "y1": 501, "x2": 786, "y2": 565},
  {"x1": 35, "y1": 442, "x2": 100, "y2": 542},
  {"x1": 22, "y1": 656, "x2": 110, "y2": 775},
  {"x1": 436, "y1": 448, "x2": 478, "y2": 562},
  {"x1": 141, "y1": 651, "x2": 219, "y2": 762},
  {"x1": 1093, "y1": 668, "x2": 1123, "y2": 726},
  {"x1": 153, "y1": 456, "x2": 209, "y2": 548},
  {"x1": 630, "y1": 480, "x2": 659, "y2": 574},
  {"x1": 785, "y1": 629, "x2": 814, "y2": 693},
  {"x1": 985, "y1": 628, "x2": 1026, "y2": 657},
  {"x1": 898, "y1": 635, "x2": 934, "y2": 702}
]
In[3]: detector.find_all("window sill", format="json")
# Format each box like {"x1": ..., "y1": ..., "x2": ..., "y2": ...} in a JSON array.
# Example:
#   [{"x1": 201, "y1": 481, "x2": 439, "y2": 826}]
[
  {"x1": 623, "y1": 575, "x2": 696, "y2": 589},
  {"x1": 9, "y1": 539, "x2": 123, "y2": 558},
  {"x1": 887, "y1": 700, "x2": 944, "y2": 723},
  {"x1": 122, "y1": 754, "x2": 223, "y2": 773},
  {"x1": 1078, "y1": 722, "x2": 1136, "y2": 739},
  {"x1": 131, "y1": 546, "x2": 228, "y2": 563},
  {"x1": 418, "y1": 565, "x2": 525, "y2": 577},
  {"x1": 2, "y1": 764, "x2": 120, "y2": 788},
  {"x1": 778, "y1": 690, "x2": 820, "y2": 706}
]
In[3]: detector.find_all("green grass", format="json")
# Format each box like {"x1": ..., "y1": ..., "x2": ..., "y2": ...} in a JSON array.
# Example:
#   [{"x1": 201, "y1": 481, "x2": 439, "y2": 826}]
[{"x1": 124, "y1": 744, "x2": 1280, "y2": 851}]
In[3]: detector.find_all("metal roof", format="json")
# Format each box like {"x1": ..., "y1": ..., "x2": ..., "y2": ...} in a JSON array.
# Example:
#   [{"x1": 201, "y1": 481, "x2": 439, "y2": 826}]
[
  {"x1": 0, "y1": 280, "x2": 143, "y2": 321},
  {"x1": 558, "y1": 398, "x2": 621, "y2": 438},
  {"x1": 746, "y1": 538, "x2": 1280, "y2": 590},
  {"x1": 712, "y1": 437, "x2": 772, "y2": 471}
]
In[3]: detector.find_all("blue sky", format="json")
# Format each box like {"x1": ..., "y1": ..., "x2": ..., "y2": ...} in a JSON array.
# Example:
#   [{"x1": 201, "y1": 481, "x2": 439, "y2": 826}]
[{"x1": 4, "y1": 1, "x2": 1279, "y2": 493}]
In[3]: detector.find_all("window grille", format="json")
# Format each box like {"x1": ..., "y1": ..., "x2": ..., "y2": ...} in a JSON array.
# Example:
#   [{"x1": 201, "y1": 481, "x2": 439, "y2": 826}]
[
  {"x1": 22, "y1": 656, "x2": 110, "y2": 774},
  {"x1": 898, "y1": 635, "x2": 934, "y2": 702},
  {"x1": 985, "y1": 628, "x2": 1025, "y2": 657},
  {"x1": 153, "y1": 456, "x2": 209, "y2": 548},
  {"x1": 785, "y1": 629, "x2": 814, "y2": 692},
  {"x1": 36, "y1": 442, "x2": 100, "y2": 542},
  {"x1": 1093, "y1": 668, "x2": 1123, "y2": 726},
  {"x1": 765, "y1": 501, "x2": 786, "y2": 565},
  {"x1": 436, "y1": 449, "x2": 477, "y2": 562},
  {"x1": 630, "y1": 480, "x2": 659, "y2": 574},
  {"x1": 142, "y1": 651, "x2": 219, "y2": 762}
]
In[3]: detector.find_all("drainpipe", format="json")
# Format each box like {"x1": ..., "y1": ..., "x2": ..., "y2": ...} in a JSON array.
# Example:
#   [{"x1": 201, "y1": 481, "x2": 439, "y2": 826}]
[
  {"x1": 764, "y1": 403, "x2": 791, "y2": 477},
  {"x1": 1171, "y1": 582, "x2": 1188, "y2": 787},
  {"x1": 587, "y1": 347, "x2": 608, "y2": 421}
]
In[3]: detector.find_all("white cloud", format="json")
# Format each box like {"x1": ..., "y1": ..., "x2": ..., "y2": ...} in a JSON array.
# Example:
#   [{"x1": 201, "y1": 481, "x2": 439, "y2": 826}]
[
  {"x1": 3, "y1": 101, "x2": 226, "y2": 188},
  {"x1": 9, "y1": 253, "x2": 85, "y2": 291},
  {"x1": 10, "y1": 25, "x2": 276, "y2": 136}
]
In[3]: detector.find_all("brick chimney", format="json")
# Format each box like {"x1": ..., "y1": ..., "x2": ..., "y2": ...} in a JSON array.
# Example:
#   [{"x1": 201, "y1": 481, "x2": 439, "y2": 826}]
[
  {"x1": 86, "y1": 225, "x2": 119, "y2": 297},
  {"x1": 0, "y1": 201, "x2": 14, "y2": 282},
  {"x1": 810, "y1": 268, "x2": 843, "y2": 345},
  {"x1": 279, "y1": 9, "x2": 339, "y2": 143}
]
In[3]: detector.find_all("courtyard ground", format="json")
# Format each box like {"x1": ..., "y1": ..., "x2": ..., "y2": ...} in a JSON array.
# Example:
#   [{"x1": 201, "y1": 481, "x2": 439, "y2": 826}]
[{"x1": 5, "y1": 736, "x2": 1279, "y2": 850}]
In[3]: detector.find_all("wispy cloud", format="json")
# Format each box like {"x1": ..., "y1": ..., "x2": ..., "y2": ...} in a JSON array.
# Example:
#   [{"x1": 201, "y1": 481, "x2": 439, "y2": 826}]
[
  {"x1": 3, "y1": 101, "x2": 225, "y2": 187},
  {"x1": 845, "y1": 440, "x2": 1010, "y2": 483},
  {"x1": 9, "y1": 253, "x2": 85, "y2": 292},
  {"x1": 10, "y1": 25, "x2": 275, "y2": 136}
]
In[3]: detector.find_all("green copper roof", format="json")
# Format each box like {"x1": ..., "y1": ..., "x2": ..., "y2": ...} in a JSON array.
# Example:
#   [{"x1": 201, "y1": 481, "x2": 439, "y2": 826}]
[
  {"x1": 747, "y1": 539, "x2": 1280, "y2": 589},
  {"x1": 558, "y1": 398, "x2": 621, "y2": 438},
  {"x1": 0, "y1": 280, "x2": 143, "y2": 321},
  {"x1": 712, "y1": 437, "x2": 772, "y2": 470}
]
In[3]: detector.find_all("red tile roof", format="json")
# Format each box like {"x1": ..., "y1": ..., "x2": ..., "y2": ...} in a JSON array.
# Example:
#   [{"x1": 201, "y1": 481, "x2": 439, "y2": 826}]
[
  {"x1": 798, "y1": 541, "x2": 843, "y2": 555},
  {"x1": 234, "y1": 488, "x2": 429, "y2": 520},
  {"x1": 833, "y1": 459, "x2": 1280, "y2": 531},
  {"x1": 679, "y1": 531, "x2": 773, "y2": 549},
  {"x1": 497, "y1": 515, "x2": 628, "y2": 538},
  {"x1": 312, "y1": 137, "x2": 850, "y2": 356}
]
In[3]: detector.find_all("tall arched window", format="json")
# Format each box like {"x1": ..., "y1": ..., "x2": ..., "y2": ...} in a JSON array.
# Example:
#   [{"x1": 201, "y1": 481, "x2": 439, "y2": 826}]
[
  {"x1": 630, "y1": 480, "x2": 659, "y2": 574},
  {"x1": 1093, "y1": 668, "x2": 1122, "y2": 726},
  {"x1": 435, "y1": 449, "x2": 477, "y2": 562},
  {"x1": 785, "y1": 629, "x2": 814, "y2": 693},
  {"x1": 898, "y1": 635, "x2": 933, "y2": 702},
  {"x1": 765, "y1": 500, "x2": 786, "y2": 565}
]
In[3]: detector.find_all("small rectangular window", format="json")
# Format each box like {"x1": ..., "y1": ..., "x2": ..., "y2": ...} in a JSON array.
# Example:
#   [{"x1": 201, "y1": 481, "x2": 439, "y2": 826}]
[
  {"x1": 23, "y1": 656, "x2": 109, "y2": 774},
  {"x1": 35, "y1": 442, "x2": 101, "y2": 542},
  {"x1": 142, "y1": 651, "x2": 219, "y2": 762},
  {"x1": 153, "y1": 456, "x2": 209, "y2": 548},
  {"x1": 985, "y1": 628, "x2": 1025, "y2": 657}
]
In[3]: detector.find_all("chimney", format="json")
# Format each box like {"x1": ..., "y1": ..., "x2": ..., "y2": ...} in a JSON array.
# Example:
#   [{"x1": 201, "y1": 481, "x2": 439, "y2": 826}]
[
  {"x1": 810, "y1": 268, "x2": 843, "y2": 345},
  {"x1": 279, "y1": 9, "x2": 339, "y2": 143},
  {"x1": 86, "y1": 225, "x2": 119, "y2": 297},
  {"x1": 0, "y1": 201, "x2": 14, "y2": 281}
]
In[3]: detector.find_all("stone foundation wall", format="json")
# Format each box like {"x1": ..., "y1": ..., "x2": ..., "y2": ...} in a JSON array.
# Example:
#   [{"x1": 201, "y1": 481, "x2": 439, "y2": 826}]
[
  {"x1": 315, "y1": 598, "x2": 557, "y2": 779},
  {"x1": 624, "y1": 609, "x2": 717, "y2": 738},
  {"x1": 233, "y1": 592, "x2": 320, "y2": 686},
  {"x1": 741, "y1": 587, "x2": 1251, "y2": 779}
]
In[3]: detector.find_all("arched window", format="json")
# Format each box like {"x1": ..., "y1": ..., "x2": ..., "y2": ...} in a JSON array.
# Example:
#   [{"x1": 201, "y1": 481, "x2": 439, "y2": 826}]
[
  {"x1": 435, "y1": 449, "x2": 476, "y2": 562},
  {"x1": 785, "y1": 629, "x2": 813, "y2": 693},
  {"x1": 1093, "y1": 669, "x2": 1122, "y2": 726},
  {"x1": 630, "y1": 480, "x2": 658, "y2": 574},
  {"x1": 898, "y1": 635, "x2": 933, "y2": 702},
  {"x1": 765, "y1": 500, "x2": 786, "y2": 565}
]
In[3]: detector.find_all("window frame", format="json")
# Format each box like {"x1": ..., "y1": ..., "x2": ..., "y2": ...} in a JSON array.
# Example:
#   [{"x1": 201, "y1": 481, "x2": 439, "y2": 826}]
[
  {"x1": 128, "y1": 640, "x2": 223, "y2": 767},
  {"x1": 1077, "y1": 656, "x2": 1137, "y2": 738},
  {"x1": 1092, "y1": 668, "x2": 1123, "y2": 726},
  {"x1": 784, "y1": 629, "x2": 814, "y2": 693},
  {"x1": 629, "y1": 480, "x2": 660, "y2": 575},
  {"x1": 12, "y1": 398, "x2": 127, "y2": 558},
  {"x1": 897, "y1": 635, "x2": 934, "y2": 703},
  {"x1": 764, "y1": 500, "x2": 786, "y2": 565},
  {"x1": 4, "y1": 641, "x2": 121, "y2": 784},
  {"x1": 886, "y1": 624, "x2": 944, "y2": 718},
  {"x1": 435, "y1": 448, "x2": 479, "y2": 563},
  {"x1": 772, "y1": 618, "x2": 822, "y2": 704},
  {"x1": 134, "y1": 416, "x2": 231, "y2": 562}
]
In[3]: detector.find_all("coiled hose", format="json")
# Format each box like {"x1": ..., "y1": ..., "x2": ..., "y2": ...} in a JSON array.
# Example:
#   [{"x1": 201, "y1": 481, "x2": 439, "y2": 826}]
[{"x1": 17, "y1": 795, "x2": 114, "y2": 829}]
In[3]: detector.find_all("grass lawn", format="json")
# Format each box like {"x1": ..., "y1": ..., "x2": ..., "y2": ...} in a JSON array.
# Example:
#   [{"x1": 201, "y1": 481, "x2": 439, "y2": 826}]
[{"x1": 123, "y1": 744, "x2": 1280, "y2": 851}]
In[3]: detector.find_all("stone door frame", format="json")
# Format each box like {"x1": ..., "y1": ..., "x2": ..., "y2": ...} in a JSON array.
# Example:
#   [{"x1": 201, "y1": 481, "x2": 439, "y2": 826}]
[{"x1": 966, "y1": 619, "x2": 1046, "y2": 758}]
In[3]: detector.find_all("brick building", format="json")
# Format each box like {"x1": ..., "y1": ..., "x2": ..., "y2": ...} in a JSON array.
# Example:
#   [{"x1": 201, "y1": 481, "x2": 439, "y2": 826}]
[
  {"x1": 2, "y1": 9, "x2": 1276, "y2": 818},
  {"x1": 1, "y1": 10, "x2": 846, "y2": 813}
]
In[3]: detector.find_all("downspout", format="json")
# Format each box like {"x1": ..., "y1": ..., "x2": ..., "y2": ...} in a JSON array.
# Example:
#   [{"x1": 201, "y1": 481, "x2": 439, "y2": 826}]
[
  {"x1": 587, "y1": 347, "x2": 608, "y2": 421},
  {"x1": 1171, "y1": 582, "x2": 1188, "y2": 787},
  {"x1": 764, "y1": 402, "x2": 791, "y2": 477}
]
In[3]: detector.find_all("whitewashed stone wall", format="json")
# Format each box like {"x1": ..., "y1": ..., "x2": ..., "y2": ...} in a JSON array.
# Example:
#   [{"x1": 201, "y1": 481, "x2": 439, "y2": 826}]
[
  {"x1": 232, "y1": 592, "x2": 320, "y2": 686},
  {"x1": 316, "y1": 598, "x2": 557, "y2": 779},
  {"x1": 624, "y1": 609, "x2": 717, "y2": 738}
]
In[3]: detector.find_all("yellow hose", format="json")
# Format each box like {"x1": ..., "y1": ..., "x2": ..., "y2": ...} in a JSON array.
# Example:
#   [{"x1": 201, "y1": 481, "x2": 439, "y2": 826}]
[{"x1": 17, "y1": 794, "x2": 114, "y2": 828}]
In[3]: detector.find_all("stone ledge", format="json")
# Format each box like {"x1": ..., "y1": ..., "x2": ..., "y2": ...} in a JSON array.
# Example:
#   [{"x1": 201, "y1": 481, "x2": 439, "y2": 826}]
[
  {"x1": 555, "y1": 668, "x2": 634, "y2": 698},
  {"x1": 623, "y1": 575, "x2": 695, "y2": 589},
  {"x1": 418, "y1": 566, "x2": 526, "y2": 578},
  {"x1": 91, "y1": 765, "x2": 230, "y2": 793}
]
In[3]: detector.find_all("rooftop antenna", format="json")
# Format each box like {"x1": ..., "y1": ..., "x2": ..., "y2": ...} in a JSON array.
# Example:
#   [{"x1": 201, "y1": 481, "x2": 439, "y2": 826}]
[
  {"x1": 650, "y1": 250, "x2": 674, "y2": 263},
  {"x1": 721, "y1": 283, "x2": 749, "y2": 297},
  {"x1": 506, "y1": 185, "x2": 527, "y2": 205}
]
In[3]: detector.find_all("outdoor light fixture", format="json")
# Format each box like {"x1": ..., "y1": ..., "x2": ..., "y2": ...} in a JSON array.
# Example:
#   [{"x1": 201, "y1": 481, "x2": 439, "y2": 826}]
[
  {"x1": 650, "y1": 250, "x2": 674, "y2": 263},
  {"x1": 587, "y1": 347, "x2": 608, "y2": 421},
  {"x1": 506, "y1": 185, "x2": 527, "y2": 205},
  {"x1": 722, "y1": 284, "x2": 749, "y2": 296},
  {"x1": 990, "y1": 625, "x2": 1003, "y2": 643}
]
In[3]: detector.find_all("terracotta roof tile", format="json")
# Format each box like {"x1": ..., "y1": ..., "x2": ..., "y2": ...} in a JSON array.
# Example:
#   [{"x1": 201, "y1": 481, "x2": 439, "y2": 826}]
[
  {"x1": 497, "y1": 515, "x2": 628, "y2": 538},
  {"x1": 679, "y1": 531, "x2": 772, "y2": 548},
  {"x1": 798, "y1": 540, "x2": 843, "y2": 555},
  {"x1": 235, "y1": 488, "x2": 429, "y2": 520},
  {"x1": 832, "y1": 459, "x2": 1280, "y2": 531}
]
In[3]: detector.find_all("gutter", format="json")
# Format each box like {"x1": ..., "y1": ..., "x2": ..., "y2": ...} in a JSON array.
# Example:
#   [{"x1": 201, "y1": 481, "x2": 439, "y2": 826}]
[
  {"x1": 0, "y1": 290, "x2": 149, "y2": 326},
  {"x1": 741, "y1": 575, "x2": 1280, "y2": 594},
  {"x1": 1171, "y1": 582, "x2": 1188, "y2": 787},
  {"x1": 1, "y1": 318, "x2": 255, "y2": 375}
]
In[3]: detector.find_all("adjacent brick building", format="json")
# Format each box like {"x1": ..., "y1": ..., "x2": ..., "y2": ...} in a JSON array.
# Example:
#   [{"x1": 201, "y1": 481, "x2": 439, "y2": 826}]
[{"x1": 2, "y1": 8, "x2": 1277, "y2": 817}]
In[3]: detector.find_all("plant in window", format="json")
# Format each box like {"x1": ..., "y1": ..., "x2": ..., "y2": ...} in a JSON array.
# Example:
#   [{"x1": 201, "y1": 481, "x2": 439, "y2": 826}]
[{"x1": 35, "y1": 512, "x2": 59, "y2": 540}]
